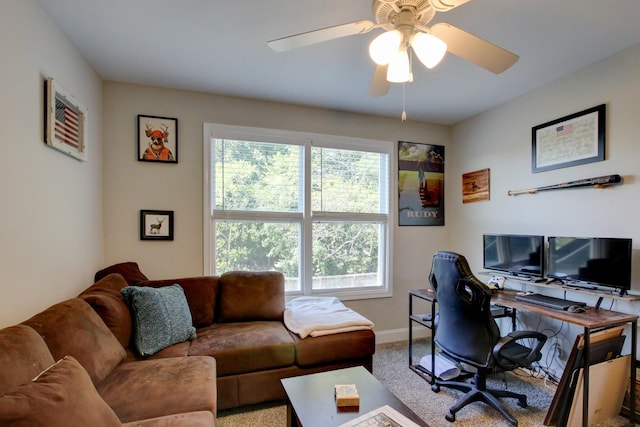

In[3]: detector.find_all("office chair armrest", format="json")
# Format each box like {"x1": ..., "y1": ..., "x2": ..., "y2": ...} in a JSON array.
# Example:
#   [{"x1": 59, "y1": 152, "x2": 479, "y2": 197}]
[{"x1": 493, "y1": 331, "x2": 547, "y2": 371}]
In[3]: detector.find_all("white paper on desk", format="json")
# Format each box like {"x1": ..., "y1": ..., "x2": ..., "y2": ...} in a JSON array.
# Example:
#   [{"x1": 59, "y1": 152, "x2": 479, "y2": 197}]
[{"x1": 419, "y1": 353, "x2": 461, "y2": 380}]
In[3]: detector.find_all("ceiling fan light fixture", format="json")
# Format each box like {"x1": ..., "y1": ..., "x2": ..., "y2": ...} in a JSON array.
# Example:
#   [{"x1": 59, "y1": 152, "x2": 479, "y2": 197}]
[
  {"x1": 369, "y1": 29, "x2": 402, "y2": 65},
  {"x1": 386, "y1": 47, "x2": 410, "y2": 83},
  {"x1": 410, "y1": 32, "x2": 447, "y2": 69}
]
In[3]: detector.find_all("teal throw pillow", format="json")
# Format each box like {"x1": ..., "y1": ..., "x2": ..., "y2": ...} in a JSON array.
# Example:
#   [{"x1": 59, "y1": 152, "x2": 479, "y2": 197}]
[{"x1": 121, "y1": 284, "x2": 196, "y2": 356}]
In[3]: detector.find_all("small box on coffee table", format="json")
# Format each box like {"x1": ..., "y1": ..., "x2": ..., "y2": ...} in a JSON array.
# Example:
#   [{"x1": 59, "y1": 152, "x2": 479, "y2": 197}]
[{"x1": 334, "y1": 384, "x2": 360, "y2": 407}]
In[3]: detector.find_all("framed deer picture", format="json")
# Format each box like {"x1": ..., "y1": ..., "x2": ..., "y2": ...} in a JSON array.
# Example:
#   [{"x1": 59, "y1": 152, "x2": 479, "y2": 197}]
[
  {"x1": 137, "y1": 115, "x2": 178, "y2": 163},
  {"x1": 140, "y1": 210, "x2": 174, "y2": 241}
]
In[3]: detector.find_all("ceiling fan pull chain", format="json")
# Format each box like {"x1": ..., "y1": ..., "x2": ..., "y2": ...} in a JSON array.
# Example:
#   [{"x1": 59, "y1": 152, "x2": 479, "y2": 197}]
[{"x1": 401, "y1": 82, "x2": 407, "y2": 123}]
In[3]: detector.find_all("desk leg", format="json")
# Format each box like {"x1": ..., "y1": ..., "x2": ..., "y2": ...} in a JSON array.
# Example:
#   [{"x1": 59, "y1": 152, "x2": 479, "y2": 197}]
[
  {"x1": 408, "y1": 294, "x2": 413, "y2": 368},
  {"x1": 582, "y1": 327, "x2": 590, "y2": 427},
  {"x1": 630, "y1": 319, "x2": 637, "y2": 425}
]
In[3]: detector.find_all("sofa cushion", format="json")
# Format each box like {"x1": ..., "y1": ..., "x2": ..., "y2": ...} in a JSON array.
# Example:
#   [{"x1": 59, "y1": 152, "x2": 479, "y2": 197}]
[
  {"x1": 218, "y1": 271, "x2": 285, "y2": 322},
  {"x1": 189, "y1": 321, "x2": 295, "y2": 375},
  {"x1": 79, "y1": 273, "x2": 132, "y2": 348},
  {"x1": 22, "y1": 298, "x2": 126, "y2": 384},
  {"x1": 97, "y1": 356, "x2": 217, "y2": 423},
  {"x1": 96, "y1": 261, "x2": 149, "y2": 284},
  {"x1": 137, "y1": 276, "x2": 218, "y2": 327},
  {"x1": 121, "y1": 284, "x2": 197, "y2": 356},
  {"x1": 0, "y1": 356, "x2": 121, "y2": 427},
  {"x1": 0, "y1": 325, "x2": 55, "y2": 396},
  {"x1": 292, "y1": 328, "x2": 376, "y2": 367}
]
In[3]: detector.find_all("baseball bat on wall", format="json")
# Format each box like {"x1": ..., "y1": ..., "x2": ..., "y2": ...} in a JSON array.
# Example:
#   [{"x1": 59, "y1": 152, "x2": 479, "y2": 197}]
[{"x1": 507, "y1": 174, "x2": 622, "y2": 196}]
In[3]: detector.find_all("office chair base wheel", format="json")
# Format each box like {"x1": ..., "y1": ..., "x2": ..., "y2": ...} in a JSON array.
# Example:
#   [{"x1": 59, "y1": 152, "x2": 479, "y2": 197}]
[
  {"x1": 445, "y1": 411, "x2": 456, "y2": 422},
  {"x1": 431, "y1": 384, "x2": 440, "y2": 393},
  {"x1": 517, "y1": 396, "x2": 527, "y2": 408}
]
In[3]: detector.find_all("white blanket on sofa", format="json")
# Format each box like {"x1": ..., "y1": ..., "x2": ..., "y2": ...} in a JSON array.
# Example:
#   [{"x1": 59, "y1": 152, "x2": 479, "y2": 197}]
[{"x1": 284, "y1": 296, "x2": 374, "y2": 339}]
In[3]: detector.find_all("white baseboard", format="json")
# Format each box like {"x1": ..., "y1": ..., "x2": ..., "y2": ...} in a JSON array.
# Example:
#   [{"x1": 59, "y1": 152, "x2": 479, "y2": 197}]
[{"x1": 375, "y1": 327, "x2": 431, "y2": 344}]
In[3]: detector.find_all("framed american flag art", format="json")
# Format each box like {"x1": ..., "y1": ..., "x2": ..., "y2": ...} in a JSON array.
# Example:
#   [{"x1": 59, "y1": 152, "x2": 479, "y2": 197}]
[
  {"x1": 531, "y1": 104, "x2": 605, "y2": 173},
  {"x1": 45, "y1": 78, "x2": 87, "y2": 161}
]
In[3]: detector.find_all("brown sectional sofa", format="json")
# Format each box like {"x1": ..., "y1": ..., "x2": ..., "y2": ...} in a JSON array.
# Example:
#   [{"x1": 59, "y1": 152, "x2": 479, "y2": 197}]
[
  {"x1": 0, "y1": 262, "x2": 375, "y2": 426},
  {"x1": 0, "y1": 301, "x2": 216, "y2": 426},
  {"x1": 85, "y1": 262, "x2": 376, "y2": 410}
]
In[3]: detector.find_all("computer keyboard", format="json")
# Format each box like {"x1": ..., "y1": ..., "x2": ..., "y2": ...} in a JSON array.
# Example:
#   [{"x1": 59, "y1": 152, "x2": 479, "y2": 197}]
[{"x1": 514, "y1": 292, "x2": 586, "y2": 311}]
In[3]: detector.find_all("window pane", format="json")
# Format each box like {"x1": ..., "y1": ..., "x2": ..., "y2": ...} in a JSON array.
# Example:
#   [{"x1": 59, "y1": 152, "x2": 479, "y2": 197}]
[
  {"x1": 206, "y1": 124, "x2": 392, "y2": 299},
  {"x1": 311, "y1": 147, "x2": 387, "y2": 213},
  {"x1": 311, "y1": 222, "x2": 381, "y2": 290},
  {"x1": 214, "y1": 221, "x2": 301, "y2": 291},
  {"x1": 214, "y1": 139, "x2": 302, "y2": 212}
]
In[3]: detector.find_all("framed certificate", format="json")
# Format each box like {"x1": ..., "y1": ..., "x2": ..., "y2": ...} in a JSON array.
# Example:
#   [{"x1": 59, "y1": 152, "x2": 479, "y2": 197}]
[{"x1": 531, "y1": 104, "x2": 605, "y2": 173}]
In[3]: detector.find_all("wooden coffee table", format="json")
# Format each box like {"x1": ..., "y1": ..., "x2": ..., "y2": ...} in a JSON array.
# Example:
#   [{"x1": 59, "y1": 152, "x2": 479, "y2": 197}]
[{"x1": 281, "y1": 366, "x2": 429, "y2": 427}]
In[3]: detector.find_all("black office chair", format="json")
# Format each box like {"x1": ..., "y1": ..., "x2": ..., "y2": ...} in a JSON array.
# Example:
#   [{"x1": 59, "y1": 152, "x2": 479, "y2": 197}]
[{"x1": 428, "y1": 251, "x2": 547, "y2": 426}]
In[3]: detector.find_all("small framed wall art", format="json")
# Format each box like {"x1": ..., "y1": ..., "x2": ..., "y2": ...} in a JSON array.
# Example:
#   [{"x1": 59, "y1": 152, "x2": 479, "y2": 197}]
[
  {"x1": 531, "y1": 104, "x2": 605, "y2": 173},
  {"x1": 462, "y1": 168, "x2": 490, "y2": 203},
  {"x1": 137, "y1": 115, "x2": 178, "y2": 163},
  {"x1": 45, "y1": 78, "x2": 88, "y2": 161},
  {"x1": 140, "y1": 210, "x2": 174, "y2": 241}
]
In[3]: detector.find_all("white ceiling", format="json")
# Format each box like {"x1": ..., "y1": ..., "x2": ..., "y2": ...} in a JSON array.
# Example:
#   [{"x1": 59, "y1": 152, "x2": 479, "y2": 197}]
[{"x1": 37, "y1": 0, "x2": 640, "y2": 125}]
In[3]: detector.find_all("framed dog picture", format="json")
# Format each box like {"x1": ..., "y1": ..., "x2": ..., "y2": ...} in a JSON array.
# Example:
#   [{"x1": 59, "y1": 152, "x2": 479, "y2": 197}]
[
  {"x1": 140, "y1": 210, "x2": 174, "y2": 241},
  {"x1": 137, "y1": 115, "x2": 178, "y2": 163}
]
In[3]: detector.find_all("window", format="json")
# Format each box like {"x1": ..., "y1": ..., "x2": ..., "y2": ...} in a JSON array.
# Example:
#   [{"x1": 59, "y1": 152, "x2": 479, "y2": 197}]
[{"x1": 203, "y1": 124, "x2": 393, "y2": 299}]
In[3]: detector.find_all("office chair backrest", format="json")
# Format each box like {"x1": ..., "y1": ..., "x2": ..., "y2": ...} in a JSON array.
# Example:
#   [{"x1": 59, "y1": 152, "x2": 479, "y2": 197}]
[{"x1": 429, "y1": 251, "x2": 500, "y2": 368}]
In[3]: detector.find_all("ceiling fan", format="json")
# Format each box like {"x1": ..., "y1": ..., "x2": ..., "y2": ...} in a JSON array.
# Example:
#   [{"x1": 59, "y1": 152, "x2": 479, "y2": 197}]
[{"x1": 268, "y1": 0, "x2": 518, "y2": 97}]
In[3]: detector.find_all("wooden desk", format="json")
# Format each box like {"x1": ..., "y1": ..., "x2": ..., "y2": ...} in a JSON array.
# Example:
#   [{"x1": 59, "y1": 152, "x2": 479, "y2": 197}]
[{"x1": 492, "y1": 289, "x2": 638, "y2": 427}]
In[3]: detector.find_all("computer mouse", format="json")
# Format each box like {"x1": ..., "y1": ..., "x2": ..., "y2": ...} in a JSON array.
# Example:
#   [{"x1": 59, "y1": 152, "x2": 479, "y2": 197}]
[{"x1": 567, "y1": 305, "x2": 586, "y2": 313}]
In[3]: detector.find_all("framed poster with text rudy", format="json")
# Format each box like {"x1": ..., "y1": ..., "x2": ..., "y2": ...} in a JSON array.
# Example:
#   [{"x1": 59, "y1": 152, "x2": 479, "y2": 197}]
[{"x1": 398, "y1": 141, "x2": 444, "y2": 226}]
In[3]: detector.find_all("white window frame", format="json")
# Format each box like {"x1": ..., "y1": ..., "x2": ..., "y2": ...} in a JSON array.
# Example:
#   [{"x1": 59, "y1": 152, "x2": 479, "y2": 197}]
[{"x1": 203, "y1": 123, "x2": 395, "y2": 300}]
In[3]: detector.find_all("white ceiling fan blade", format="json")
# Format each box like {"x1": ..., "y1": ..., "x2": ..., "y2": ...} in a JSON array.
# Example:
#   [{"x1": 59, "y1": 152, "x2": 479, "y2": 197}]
[
  {"x1": 368, "y1": 64, "x2": 390, "y2": 97},
  {"x1": 268, "y1": 20, "x2": 376, "y2": 52},
  {"x1": 430, "y1": 22, "x2": 519, "y2": 74},
  {"x1": 429, "y1": 0, "x2": 472, "y2": 12}
]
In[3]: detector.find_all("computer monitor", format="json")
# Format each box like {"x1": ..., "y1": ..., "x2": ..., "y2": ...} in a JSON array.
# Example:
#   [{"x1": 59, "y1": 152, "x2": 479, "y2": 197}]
[
  {"x1": 483, "y1": 234, "x2": 544, "y2": 278},
  {"x1": 547, "y1": 236, "x2": 632, "y2": 295}
]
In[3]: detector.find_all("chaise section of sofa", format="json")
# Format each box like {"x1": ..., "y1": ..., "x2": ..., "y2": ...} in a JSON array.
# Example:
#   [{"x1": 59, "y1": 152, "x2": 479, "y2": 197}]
[
  {"x1": 98, "y1": 355, "x2": 216, "y2": 422},
  {"x1": 84, "y1": 262, "x2": 375, "y2": 410},
  {"x1": 0, "y1": 294, "x2": 217, "y2": 426}
]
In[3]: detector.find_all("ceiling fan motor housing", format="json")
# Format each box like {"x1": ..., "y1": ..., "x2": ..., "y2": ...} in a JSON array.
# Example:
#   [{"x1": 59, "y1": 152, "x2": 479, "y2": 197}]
[
  {"x1": 373, "y1": 0, "x2": 471, "y2": 31},
  {"x1": 374, "y1": 0, "x2": 435, "y2": 32}
]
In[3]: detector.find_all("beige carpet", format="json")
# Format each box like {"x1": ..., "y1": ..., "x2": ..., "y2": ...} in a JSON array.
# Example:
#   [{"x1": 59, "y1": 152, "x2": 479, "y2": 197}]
[{"x1": 216, "y1": 340, "x2": 630, "y2": 426}]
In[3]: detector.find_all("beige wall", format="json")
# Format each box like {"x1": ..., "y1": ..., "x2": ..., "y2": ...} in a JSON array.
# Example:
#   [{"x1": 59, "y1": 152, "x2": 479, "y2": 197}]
[
  {"x1": 102, "y1": 82, "x2": 451, "y2": 338},
  {"x1": 449, "y1": 44, "x2": 640, "y2": 356},
  {"x1": 449, "y1": 43, "x2": 640, "y2": 292},
  {"x1": 5, "y1": 0, "x2": 640, "y2": 345},
  {"x1": 0, "y1": 1, "x2": 104, "y2": 327}
]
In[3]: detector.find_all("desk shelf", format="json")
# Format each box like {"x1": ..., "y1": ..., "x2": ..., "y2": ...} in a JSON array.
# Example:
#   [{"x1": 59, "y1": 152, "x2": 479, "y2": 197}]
[
  {"x1": 408, "y1": 289, "x2": 437, "y2": 384},
  {"x1": 479, "y1": 272, "x2": 640, "y2": 302}
]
